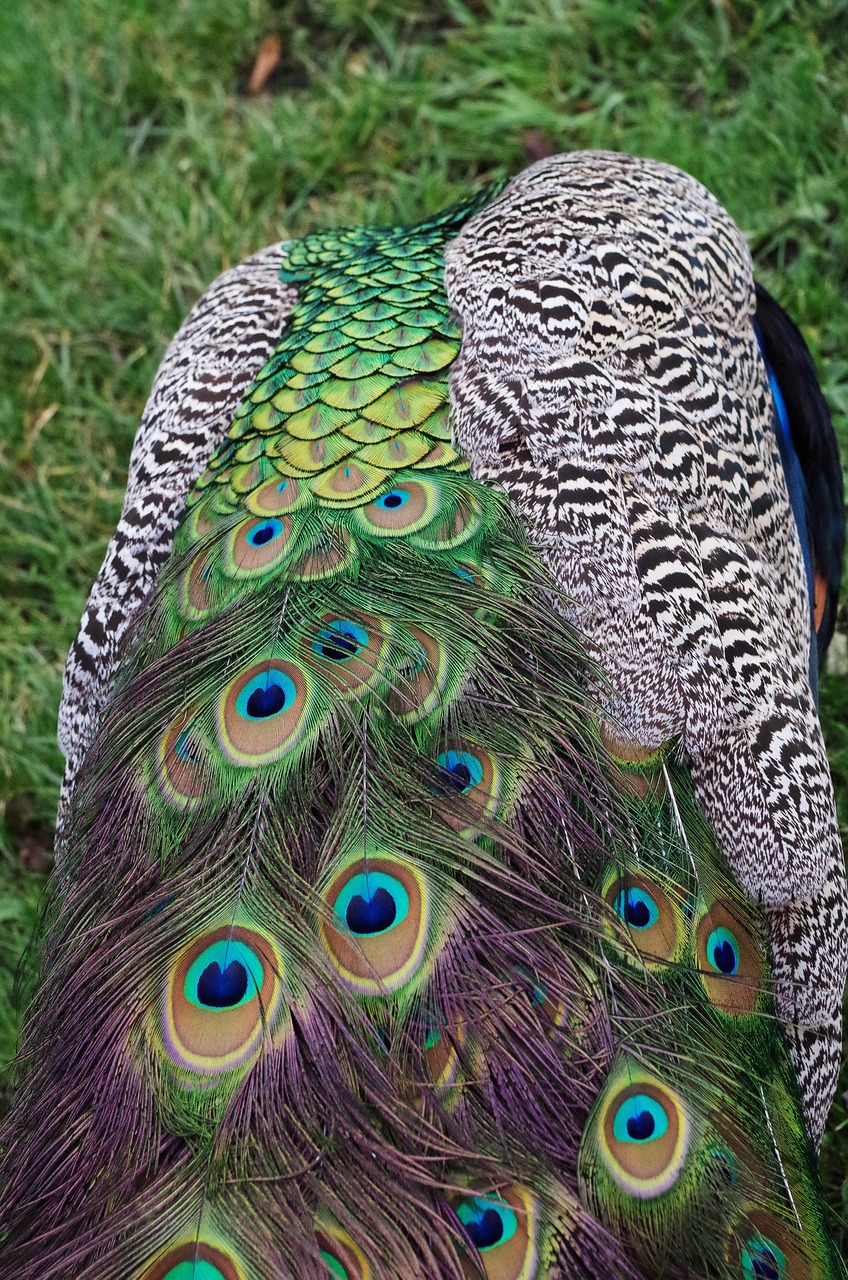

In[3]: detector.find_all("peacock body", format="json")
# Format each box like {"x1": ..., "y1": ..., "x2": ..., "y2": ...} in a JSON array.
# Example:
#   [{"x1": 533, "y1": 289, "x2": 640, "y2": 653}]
[{"x1": 0, "y1": 152, "x2": 845, "y2": 1279}]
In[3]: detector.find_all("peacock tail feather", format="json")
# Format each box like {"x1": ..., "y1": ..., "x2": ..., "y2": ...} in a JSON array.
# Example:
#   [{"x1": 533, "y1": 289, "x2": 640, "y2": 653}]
[{"x1": 0, "y1": 171, "x2": 843, "y2": 1279}]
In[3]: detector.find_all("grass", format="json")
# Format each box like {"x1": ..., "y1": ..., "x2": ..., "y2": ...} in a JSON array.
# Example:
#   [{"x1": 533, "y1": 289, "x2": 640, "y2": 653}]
[{"x1": 1, "y1": 0, "x2": 847, "y2": 1236}]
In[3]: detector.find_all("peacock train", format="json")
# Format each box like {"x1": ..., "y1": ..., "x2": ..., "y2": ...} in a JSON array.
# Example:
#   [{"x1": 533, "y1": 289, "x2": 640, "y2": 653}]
[{"x1": 0, "y1": 151, "x2": 845, "y2": 1279}]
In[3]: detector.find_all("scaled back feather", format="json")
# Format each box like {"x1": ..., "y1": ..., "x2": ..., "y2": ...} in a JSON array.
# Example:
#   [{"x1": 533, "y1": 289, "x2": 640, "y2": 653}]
[{"x1": 1, "y1": 152, "x2": 845, "y2": 1280}]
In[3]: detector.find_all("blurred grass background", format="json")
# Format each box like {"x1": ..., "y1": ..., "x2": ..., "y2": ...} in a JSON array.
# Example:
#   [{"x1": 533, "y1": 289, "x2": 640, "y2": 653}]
[{"x1": 1, "y1": 0, "x2": 846, "y2": 1236}]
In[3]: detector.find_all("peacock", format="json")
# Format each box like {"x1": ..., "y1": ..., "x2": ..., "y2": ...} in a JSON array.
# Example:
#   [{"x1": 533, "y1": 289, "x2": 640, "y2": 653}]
[{"x1": 1, "y1": 150, "x2": 846, "y2": 1278}]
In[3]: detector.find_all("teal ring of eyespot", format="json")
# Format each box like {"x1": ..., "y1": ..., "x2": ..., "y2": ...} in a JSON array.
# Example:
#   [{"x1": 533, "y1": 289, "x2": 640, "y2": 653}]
[
  {"x1": 319, "y1": 1256, "x2": 348, "y2": 1280},
  {"x1": 235, "y1": 669, "x2": 297, "y2": 721},
  {"x1": 515, "y1": 964, "x2": 547, "y2": 1008},
  {"x1": 333, "y1": 871, "x2": 410, "y2": 937},
  {"x1": 705, "y1": 926, "x2": 740, "y2": 976},
  {"x1": 245, "y1": 517, "x2": 285, "y2": 548},
  {"x1": 436, "y1": 749, "x2": 484, "y2": 794},
  {"x1": 456, "y1": 1196, "x2": 519, "y2": 1251},
  {"x1": 162, "y1": 1262, "x2": 228, "y2": 1280},
  {"x1": 612, "y1": 1093, "x2": 669, "y2": 1145},
  {"x1": 375, "y1": 488, "x2": 410, "y2": 511},
  {"x1": 174, "y1": 728, "x2": 200, "y2": 764},
  {"x1": 183, "y1": 939, "x2": 264, "y2": 1010},
  {"x1": 613, "y1": 887, "x2": 659, "y2": 931},
  {"x1": 740, "y1": 1235, "x2": 785, "y2": 1280},
  {"x1": 403, "y1": 639, "x2": 428, "y2": 678},
  {"x1": 312, "y1": 619, "x2": 369, "y2": 662}
]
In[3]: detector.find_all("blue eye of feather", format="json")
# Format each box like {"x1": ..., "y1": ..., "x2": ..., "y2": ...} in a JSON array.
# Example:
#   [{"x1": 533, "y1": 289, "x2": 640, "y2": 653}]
[
  {"x1": 613, "y1": 887, "x2": 659, "y2": 930},
  {"x1": 375, "y1": 488, "x2": 410, "y2": 511},
  {"x1": 515, "y1": 964, "x2": 547, "y2": 1007},
  {"x1": 246, "y1": 684, "x2": 286, "y2": 716},
  {"x1": 246, "y1": 518, "x2": 284, "y2": 547},
  {"x1": 401, "y1": 639, "x2": 428, "y2": 679},
  {"x1": 346, "y1": 887, "x2": 396, "y2": 933},
  {"x1": 312, "y1": 619, "x2": 369, "y2": 662},
  {"x1": 456, "y1": 1197, "x2": 518, "y2": 1251},
  {"x1": 711, "y1": 1148, "x2": 737, "y2": 1187},
  {"x1": 174, "y1": 728, "x2": 199, "y2": 764},
  {"x1": 334, "y1": 871, "x2": 410, "y2": 937},
  {"x1": 184, "y1": 940, "x2": 264, "y2": 1011},
  {"x1": 236, "y1": 669, "x2": 296, "y2": 720},
  {"x1": 436, "y1": 749, "x2": 484, "y2": 794},
  {"x1": 612, "y1": 1093, "x2": 669, "y2": 1144},
  {"x1": 741, "y1": 1236, "x2": 786, "y2": 1280},
  {"x1": 706, "y1": 926, "x2": 739, "y2": 975},
  {"x1": 197, "y1": 960, "x2": 248, "y2": 1008}
]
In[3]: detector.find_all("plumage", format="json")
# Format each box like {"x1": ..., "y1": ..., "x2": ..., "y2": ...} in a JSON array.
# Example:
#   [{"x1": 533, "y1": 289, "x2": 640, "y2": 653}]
[
  {"x1": 1, "y1": 151, "x2": 845, "y2": 1278},
  {"x1": 753, "y1": 282, "x2": 845, "y2": 662}
]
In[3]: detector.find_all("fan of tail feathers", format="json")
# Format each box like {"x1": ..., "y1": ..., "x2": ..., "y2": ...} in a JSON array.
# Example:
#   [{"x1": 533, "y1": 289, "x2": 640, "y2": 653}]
[{"x1": 0, "y1": 163, "x2": 844, "y2": 1280}]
